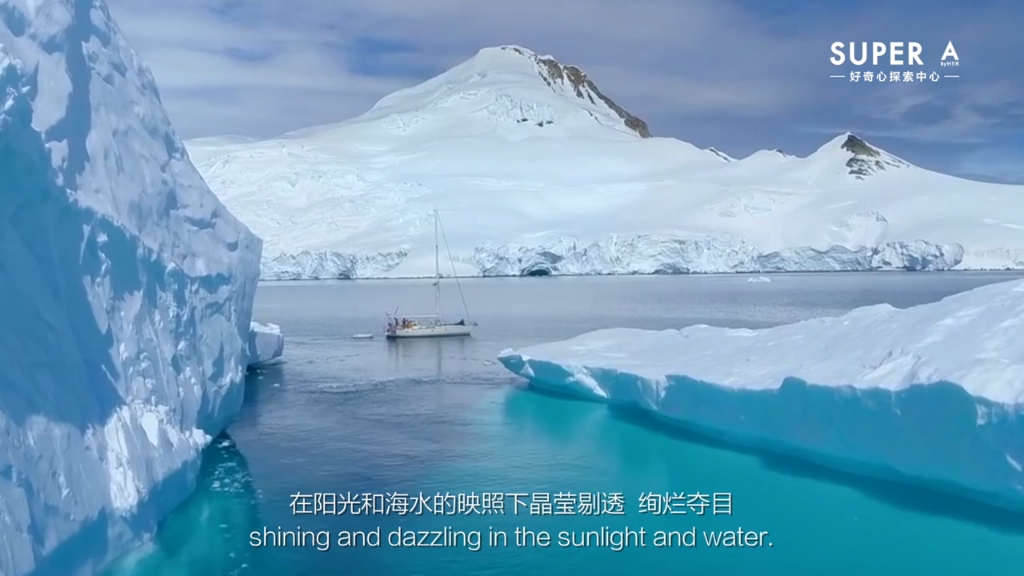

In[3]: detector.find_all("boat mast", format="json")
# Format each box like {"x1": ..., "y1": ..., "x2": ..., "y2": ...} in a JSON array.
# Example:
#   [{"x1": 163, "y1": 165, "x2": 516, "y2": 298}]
[
  {"x1": 434, "y1": 209, "x2": 441, "y2": 319},
  {"x1": 435, "y1": 208, "x2": 473, "y2": 325}
]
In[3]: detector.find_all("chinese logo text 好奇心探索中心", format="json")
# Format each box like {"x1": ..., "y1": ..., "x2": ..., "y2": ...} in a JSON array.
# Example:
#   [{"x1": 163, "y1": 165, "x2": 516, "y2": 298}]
[{"x1": 828, "y1": 41, "x2": 959, "y2": 81}]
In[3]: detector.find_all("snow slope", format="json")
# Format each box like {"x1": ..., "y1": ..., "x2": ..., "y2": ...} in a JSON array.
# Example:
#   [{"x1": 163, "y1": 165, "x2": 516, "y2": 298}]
[
  {"x1": 0, "y1": 1, "x2": 261, "y2": 574},
  {"x1": 185, "y1": 45, "x2": 1024, "y2": 279},
  {"x1": 247, "y1": 322, "x2": 284, "y2": 367},
  {"x1": 497, "y1": 279, "x2": 1024, "y2": 511}
]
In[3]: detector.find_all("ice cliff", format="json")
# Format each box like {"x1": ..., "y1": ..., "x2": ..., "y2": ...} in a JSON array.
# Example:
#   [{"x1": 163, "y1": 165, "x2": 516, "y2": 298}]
[
  {"x1": 0, "y1": 1, "x2": 261, "y2": 574},
  {"x1": 247, "y1": 322, "x2": 284, "y2": 368},
  {"x1": 498, "y1": 279, "x2": 1024, "y2": 511},
  {"x1": 466, "y1": 235, "x2": 964, "y2": 277},
  {"x1": 259, "y1": 236, "x2": 965, "y2": 279}
]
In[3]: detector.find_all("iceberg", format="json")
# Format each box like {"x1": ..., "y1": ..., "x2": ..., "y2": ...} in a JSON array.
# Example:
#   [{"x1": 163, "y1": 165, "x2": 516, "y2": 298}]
[
  {"x1": 498, "y1": 279, "x2": 1024, "y2": 511},
  {"x1": 247, "y1": 322, "x2": 284, "y2": 367},
  {"x1": 99, "y1": 435, "x2": 260, "y2": 576},
  {"x1": 0, "y1": 1, "x2": 261, "y2": 575}
]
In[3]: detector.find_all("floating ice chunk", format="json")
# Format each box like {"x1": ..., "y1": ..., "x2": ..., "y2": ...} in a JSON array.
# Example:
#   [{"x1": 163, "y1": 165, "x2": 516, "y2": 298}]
[
  {"x1": 248, "y1": 322, "x2": 285, "y2": 367},
  {"x1": 499, "y1": 279, "x2": 1024, "y2": 511}
]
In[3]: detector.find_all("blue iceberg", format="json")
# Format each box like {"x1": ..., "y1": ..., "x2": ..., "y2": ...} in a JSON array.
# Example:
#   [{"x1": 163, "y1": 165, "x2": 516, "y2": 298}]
[
  {"x1": 499, "y1": 279, "x2": 1024, "y2": 511},
  {"x1": 0, "y1": 1, "x2": 261, "y2": 574}
]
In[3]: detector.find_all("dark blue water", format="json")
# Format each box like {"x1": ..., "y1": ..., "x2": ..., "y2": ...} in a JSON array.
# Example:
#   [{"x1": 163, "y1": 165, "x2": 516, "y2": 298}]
[{"x1": 106, "y1": 272, "x2": 1024, "y2": 575}]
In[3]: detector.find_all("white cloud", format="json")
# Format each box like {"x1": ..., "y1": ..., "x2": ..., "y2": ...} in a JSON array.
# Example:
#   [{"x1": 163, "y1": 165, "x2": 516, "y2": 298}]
[
  {"x1": 108, "y1": 0, "x2": 415, "y2": 137},
  {"x1": 107, "y1": 0, "x2": 1023, "y2": 163}
]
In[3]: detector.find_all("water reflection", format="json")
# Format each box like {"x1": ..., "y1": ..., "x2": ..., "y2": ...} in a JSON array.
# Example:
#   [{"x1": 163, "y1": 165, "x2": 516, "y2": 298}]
[
  {"x1": 386, "y1": 336, "x2": 469, "y2": 378},
  {"x1": 101, "y1": 433, "x2": 262, "y2": 576}
]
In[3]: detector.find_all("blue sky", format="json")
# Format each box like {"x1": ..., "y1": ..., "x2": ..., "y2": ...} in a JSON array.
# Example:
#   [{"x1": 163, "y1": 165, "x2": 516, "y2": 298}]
[{"x1": 109, "y1": 0, "x2": 1023, "y2": 183}]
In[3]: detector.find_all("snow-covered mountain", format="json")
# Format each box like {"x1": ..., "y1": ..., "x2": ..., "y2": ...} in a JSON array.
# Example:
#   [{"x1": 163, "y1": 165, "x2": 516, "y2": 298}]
[
  {"x1": 186, "y1": 45, "x2": 1024, "y2": 279},
  {"x1": 1, "y1": 1, "x2": 260, "y2": 574}
]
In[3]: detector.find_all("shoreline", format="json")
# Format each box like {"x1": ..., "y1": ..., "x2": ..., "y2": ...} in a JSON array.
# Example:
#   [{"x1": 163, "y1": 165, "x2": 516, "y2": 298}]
[{"x1": 256, "y1": 268, "x2": 1024, "y2": 283}]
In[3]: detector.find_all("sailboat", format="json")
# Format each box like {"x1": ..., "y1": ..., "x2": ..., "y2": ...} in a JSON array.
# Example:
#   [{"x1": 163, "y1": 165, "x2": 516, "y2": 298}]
[{"x1": 384, "y1": 209, "x2": 475, "y2": 339}]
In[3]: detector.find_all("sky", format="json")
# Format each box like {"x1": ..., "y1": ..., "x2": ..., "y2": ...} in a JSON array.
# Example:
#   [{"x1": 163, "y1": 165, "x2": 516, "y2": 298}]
[{"x1": 108, "y1": 0, "x2": 1024, "y2": 183}]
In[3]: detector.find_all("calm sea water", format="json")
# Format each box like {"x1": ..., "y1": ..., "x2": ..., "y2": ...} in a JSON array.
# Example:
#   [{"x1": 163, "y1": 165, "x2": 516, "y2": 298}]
[{"x1": 106, "y1": 272, "x2": 1024, "y2": 576}]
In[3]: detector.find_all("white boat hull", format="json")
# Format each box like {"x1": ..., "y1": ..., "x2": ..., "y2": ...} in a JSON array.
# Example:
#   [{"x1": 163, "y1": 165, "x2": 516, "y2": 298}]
[{"x1": 386, "y1": 324, "x2": 473, "y2": 339}]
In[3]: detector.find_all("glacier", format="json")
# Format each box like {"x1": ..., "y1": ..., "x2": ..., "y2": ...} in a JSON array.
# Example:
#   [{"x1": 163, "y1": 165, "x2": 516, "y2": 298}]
[
  {"x1": 183, "y1": 45, "x2": 1024, "y2": 280},
  {"x1": 0, "y1": 1, "x2": 261, "y2": 575},
  {"x1": 258, "y1": 235, "x2": 966, "y2": 279},
  {"x1": 498, "y1": 279, "x2": 1024, "y2": 512},
  {"x1": 247, "y1": 322, "x2": 284, "y2": 368}
]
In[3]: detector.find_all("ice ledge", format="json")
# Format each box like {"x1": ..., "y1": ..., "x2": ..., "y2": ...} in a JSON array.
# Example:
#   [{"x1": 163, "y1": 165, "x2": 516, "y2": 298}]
[
  {"x1": 247, "y1": 322, "x2": 284, "y2": 367},
  {"x1": 497, "y1": 279, "x2": 1024, "y2": 511}
]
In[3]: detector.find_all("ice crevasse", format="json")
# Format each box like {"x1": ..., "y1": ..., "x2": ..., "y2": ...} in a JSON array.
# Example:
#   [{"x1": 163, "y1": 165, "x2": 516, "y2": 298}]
[
  {"x1": 499, "y1": 279, "x2": 1024, "y2": 511},
  {"x1": 0, "y1": 0, "x2": 261, "y2": 574}
]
